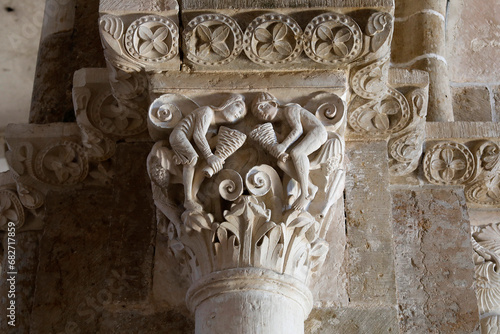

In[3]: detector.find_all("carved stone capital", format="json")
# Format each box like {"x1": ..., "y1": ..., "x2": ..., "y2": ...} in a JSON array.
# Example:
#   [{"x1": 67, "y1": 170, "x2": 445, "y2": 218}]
[
  {"x1": 424, "y1": 140, "x2": 500, "y2": 207},
  {"x1": 146, "y1": 84, "x2": 347, "y2": 331}
]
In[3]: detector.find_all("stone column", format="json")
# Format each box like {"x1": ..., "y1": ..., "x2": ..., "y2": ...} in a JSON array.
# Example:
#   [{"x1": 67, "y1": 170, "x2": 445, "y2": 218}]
[{"x1": 392, "y1": 0, "x2": 453, "y2": 122}]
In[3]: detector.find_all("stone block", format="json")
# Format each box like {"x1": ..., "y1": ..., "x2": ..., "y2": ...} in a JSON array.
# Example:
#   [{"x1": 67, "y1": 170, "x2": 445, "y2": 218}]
[
  {"x1": 344, "y1": 141, "x2": 397, "y2": 305},
  {"x1": 451, "y1": 86, "x2": 492, "y2": 122},
  {"x1": 0, "y1": 231, "x2": 41, "y2": 334},
  {"x1": 305, "y1": 307, "x2": 398, "y2": 333},
  {"x1": 447, "y1": 1, "x2": 500, "y2": 82},
  {"x1": 98, "y1": 309, "x2": 194, "y2": 334},
  {"x1": 391, "y1": 188, "x2": 480, "y2": 333},
  {"x1": 29, "y1": 143, "x2": 156, "y2": 333}
]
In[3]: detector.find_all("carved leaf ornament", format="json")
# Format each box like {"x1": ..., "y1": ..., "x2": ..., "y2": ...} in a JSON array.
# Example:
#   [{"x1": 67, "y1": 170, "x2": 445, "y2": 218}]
[{"x1": 472, "y1": 224, "x2": 500, "y2": 317}]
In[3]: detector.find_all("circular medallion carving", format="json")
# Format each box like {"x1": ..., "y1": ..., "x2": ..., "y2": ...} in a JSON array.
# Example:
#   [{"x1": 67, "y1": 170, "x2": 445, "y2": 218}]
[
  {"x1": 243, "y1": 14, "x2": 303, "y2": 65},
  {"x1": 424, "y1": 142, "x2": 474, "y2": 185},
  {"x1": 125, "y1": 15, "x2": 178, "y2": 63},
  {"x1": 184, "y1": 14, "x2": 243, "y2": 66},
  {"x1": 304, "y1": 13, "x2": 362, "y2": 65},
  {"x1": 35, "y1": 141, "x2": 89, "y2": 186}
]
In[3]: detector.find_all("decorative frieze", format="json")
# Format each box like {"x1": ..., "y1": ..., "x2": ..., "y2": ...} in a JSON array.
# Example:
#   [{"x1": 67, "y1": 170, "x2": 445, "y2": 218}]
[{"x1": 424, "y1": 140, "x2": 500, "y2": 207}]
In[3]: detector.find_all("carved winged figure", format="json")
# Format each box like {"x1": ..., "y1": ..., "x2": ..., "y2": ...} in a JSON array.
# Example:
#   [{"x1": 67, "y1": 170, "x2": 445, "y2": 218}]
[
  {"x1": 169, "y1": 94, "x2": 247, "y2": 211},
  {"x1": 251, "y1": 92, "x2": 328, "y2": 211}
]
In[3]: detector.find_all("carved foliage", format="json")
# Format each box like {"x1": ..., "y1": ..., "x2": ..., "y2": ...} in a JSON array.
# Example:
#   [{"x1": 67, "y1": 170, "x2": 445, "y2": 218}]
[
  {"x1": 467, "y1": 141, "x2": 500, "y2": 206},
  {"x1": 472, "y1": 223, "x2": 500, "y2": 319},
  {"x1": 0, "y1": 189, "x2": 25, "y2": 229},
  {"x1": 158, "y1": 169, "x2": 329, "y2": 284},
  {"x1": 388, "y1": 88, "x2": 428, "y2": 176}
]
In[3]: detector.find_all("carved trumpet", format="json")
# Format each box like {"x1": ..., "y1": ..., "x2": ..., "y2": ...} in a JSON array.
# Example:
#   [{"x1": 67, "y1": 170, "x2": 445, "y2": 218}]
[
  {"x1": 203, "y1": 126, "x2": 247, "y2": 178},
  {"x1": 250, "y1": 123, "x2": 288, "y2": 162}
]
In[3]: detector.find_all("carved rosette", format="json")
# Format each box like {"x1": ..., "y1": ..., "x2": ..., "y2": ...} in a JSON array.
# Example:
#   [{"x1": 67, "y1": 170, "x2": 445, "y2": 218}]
[
  {"x1": 125, "y1": 15, "x2": 178, "y2": 64},
  {"x1": 303, "y1": 13, "x2": 362, "y2": 65},
  {"x1": 184, "y1": 14, "x2": 243, "y2": 66},
  {"x1": 243, "y1": 14, "x2": 303, "y2": 65},
  {"x1": 100, "y1": 14, "x2": 179, "y2": 70},
  {"x1": 472, "y1": 223, "x2": 500, "y2": 333},
  {"x1": 424, "y1": 140, "x2": 500, "y2": 207}
]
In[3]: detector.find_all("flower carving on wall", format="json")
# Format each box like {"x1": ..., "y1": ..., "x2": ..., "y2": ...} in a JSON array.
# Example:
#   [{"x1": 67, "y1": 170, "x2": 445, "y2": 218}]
[
  {"x1": 304, "y1": 13, "x2": 362, "y2": 64},
  {"x1": 35, "y1": 142, "x2": 89, "y2": 186},
  {"x1": 349, "y1": 88, "x2": 410, "y2": 134},
  {"x1": 137, "y1": 25, "x2": 170, "y2": 56},
  {"x1": 125, "y1": 15, "x2": 178, "y2": 63},
  {"x1": 254, "y1": 22, "x2": 293, "y2": 59},
  {"x1": 91, "y1": 93, "x2": 147, "y2": 137},
  {"x1": 185, "y1": 14, "x2": 243, "y2": 66},
  {"x1": 430, "y1": 148, "x2": 466, "y2": 182},
  {"x1": 424, "y1": 142, "x2": 474, "y2": 185},
  {"x1": 315, "y1": 26, "x2": 352, "y2": 57},
  {"x1": 197, "y1": 24, "x2": 231, "y2": 58},
  {"x1": 244, "y1": 14, "x2": 303, "y2": 65},
  {"x1": 360, "y1": 100, "x2": 399, "y2": 131}
]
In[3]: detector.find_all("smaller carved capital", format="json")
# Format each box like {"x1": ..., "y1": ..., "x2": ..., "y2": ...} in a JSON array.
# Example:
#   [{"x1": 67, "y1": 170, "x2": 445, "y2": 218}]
[{"x1": 424, "y1": 140, "x2": 500, "y2": 207}]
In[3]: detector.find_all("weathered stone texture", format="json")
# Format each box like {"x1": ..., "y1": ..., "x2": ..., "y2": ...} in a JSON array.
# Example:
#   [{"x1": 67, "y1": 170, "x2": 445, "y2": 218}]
[
  {"x1": 305, "y1": 307, "x2": 398, "y2": 334},
  {"x1": 0, "y1": 232, "x2": 41, "y2": 334},
  {"x1": 345, "y1": 141, "x2": 397, "y2": 306},
  {"x1": 391, "y1": 188, "x2": 480, "y2": 333},
  {"x1": 447, "y1": 0, "x2": 500, "y2": 83},
  {"x1": 30, "y1": 0, "x2": 105, "y2": 124},
  {"x1": 28, "y1": 143, "x2": 156, "y2": 333},
  {"x1": 180, "y1": 0, "x2": 393, "y2": 10},
  {"x1": 98, "y1": 309, "x2": 194, "y2": 333},
  {"x1": 451, "y1": 86, "x2": 492, "y2": 122}
]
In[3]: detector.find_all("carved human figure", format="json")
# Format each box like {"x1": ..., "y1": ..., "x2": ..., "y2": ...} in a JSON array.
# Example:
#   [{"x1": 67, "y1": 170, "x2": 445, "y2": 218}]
[
  {"x1": 170, "y1": 94, "x2": 246, "y2": 211},
  {"x1": 251, "y1": 92, "x2": 327, "y2": 210}
]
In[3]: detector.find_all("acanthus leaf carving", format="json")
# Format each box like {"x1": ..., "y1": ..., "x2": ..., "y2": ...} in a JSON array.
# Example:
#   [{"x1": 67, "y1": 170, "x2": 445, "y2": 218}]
[{"x1": 472, "y1": 223, "x2": 500, "y2": 331}]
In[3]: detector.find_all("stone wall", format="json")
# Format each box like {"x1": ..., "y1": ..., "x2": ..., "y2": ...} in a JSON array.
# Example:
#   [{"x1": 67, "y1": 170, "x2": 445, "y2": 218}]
[{"x1": 1, "y1": 0, "x2": 498, "y2": 333}]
